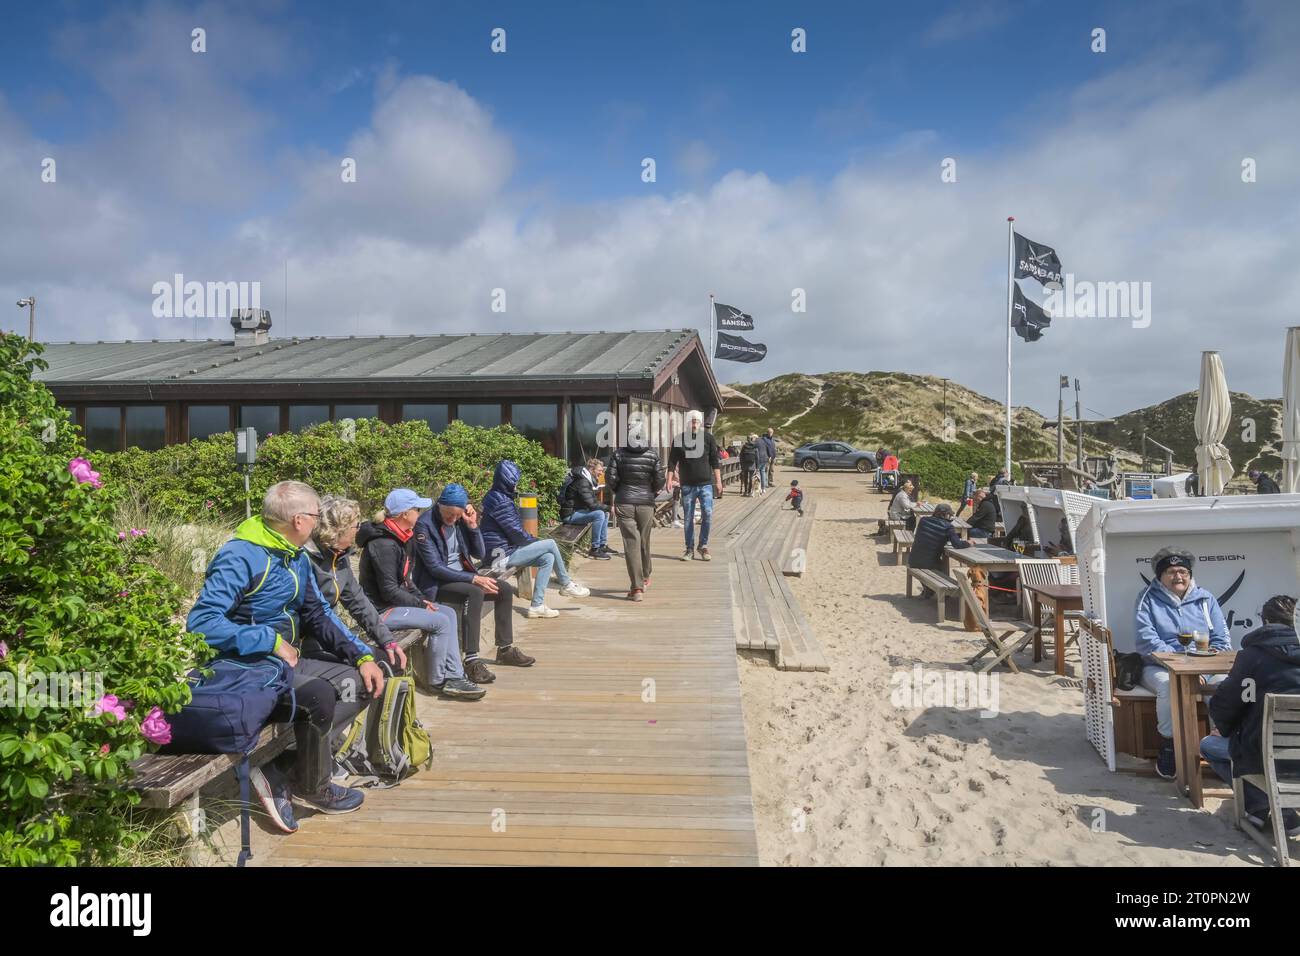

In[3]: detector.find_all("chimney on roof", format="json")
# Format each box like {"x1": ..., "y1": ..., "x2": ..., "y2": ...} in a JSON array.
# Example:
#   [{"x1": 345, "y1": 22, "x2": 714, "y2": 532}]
[{"x1": 231, "y1": 308, "x2": 271, "y2": 348}]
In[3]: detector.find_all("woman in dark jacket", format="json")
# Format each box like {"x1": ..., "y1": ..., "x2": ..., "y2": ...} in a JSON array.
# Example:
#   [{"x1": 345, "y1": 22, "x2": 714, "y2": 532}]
[
  {"x1": 349, "y1": 490, "x2": 483, "y2": 699},
  {"x1": 739, "y1": 437, "x2": 758, "y2": 496},
  {"x1": 1202, "y1": 595, "x2": 1300, "y2": 831},
  {"x1": 606, "y1": 415, "x2": 665, "y2": 601}
]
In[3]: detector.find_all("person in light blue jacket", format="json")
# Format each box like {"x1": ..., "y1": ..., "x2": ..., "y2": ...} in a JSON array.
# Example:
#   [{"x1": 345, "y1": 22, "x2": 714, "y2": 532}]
[{"x1": 1135, "y1": 545, "x2": 1230, "y2": 779}]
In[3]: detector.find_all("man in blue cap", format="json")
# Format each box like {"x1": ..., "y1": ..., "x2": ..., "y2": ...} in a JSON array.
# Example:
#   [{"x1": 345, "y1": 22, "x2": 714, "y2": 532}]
[
  {"x1": 480, "y1": 460, "x2": 590, "y2": 618},
  {"x1": 412, "y1": 482, "x2": 536, "y2": 686}
]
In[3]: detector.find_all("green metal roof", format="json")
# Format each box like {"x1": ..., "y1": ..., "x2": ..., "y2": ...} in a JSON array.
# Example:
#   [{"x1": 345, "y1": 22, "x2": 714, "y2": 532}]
[{"x1": 35, "y1": 330, "x2": 700, "y2": 385}]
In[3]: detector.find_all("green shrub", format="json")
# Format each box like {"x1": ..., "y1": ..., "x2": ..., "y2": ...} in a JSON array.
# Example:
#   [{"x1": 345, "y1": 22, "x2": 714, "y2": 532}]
[
  {"x1": 900, "y1": 441, "x2": 1024, "y2": 500},
  {"x1": 99, "y1": 419, "x2": 570, "y2": 526},
  {"x1": 0, "y1": 334, "x2": 210, "y2": 866}
]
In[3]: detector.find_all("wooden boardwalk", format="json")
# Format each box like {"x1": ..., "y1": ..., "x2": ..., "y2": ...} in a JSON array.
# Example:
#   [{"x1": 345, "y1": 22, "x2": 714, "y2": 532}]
[{"x1": 257, "y1": 501, "x2": 760, "y2": 866}]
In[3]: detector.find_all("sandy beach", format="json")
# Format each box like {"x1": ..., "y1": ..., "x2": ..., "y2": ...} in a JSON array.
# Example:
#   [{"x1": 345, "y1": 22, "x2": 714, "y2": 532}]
[{"x1": 738, "y1": 467, "x2": 1265, "y2": 866}]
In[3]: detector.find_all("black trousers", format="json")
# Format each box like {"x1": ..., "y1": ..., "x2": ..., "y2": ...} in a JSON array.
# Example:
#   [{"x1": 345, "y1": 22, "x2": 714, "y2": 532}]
[
  {"x1": 437, "y1": 579, "x2": 515, "y2": 655},
  {"x1": 271, "y1": 656, "x2": 368, "y2": 795}
]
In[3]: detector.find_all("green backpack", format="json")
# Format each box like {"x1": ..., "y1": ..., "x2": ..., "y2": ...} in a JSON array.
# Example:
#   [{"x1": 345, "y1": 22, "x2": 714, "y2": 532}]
[{"x1": 335, "y1": 665, "x2": 433, "y2": 788}]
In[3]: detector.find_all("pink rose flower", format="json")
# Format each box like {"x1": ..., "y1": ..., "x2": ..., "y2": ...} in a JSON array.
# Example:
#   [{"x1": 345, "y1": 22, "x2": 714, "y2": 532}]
[
  {"x1": 68, "y1": 457, "x2": 103, "y2": 489},
  {"x1": 0, "y1": 641, "x2": 7, "y2": 660},
  {"x1": 92, "y1": 694, "x2": 127, "y2": 721},
  {"x1": 118, "y1": 531, "x2": 127, "y2": 540},
  {"x1": 100, "y1": 744, "x2": 111, "y2": 755},
  {"x1": 141, "y1": 707, "x2": 172, "y2": 745}
]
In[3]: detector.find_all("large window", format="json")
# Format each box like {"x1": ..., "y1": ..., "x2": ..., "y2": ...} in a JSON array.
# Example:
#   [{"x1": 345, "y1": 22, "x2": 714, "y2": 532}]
[
  {"x1": 402, "y1": 403, "x2": 449, "y2": 433},
  {"x1": 456, "y1": 403, "x2": 502, "y2": 428},
  {"x1": 124, "y1": 406, "x2": 166, "y2": 451},
  {"x1": 85, "y1": 407, "x2": 122, "y2": 452},
  {"x1": 239, "y1": 405, "x2": 280, "y2": 439},
  {"x1": 569, "y1": 401, "x2": 610, "y2": 465},
  {"x1": 289, "y1": 405, "x2": 330, "y2": 432},
  {"x1": 334, "y1": 404, "x2": 379, "y2": 422},
  {"x1": 188, "y1": 405, "x2": 231, "y2": 440},
  {"x1": 510, "y1": 403, "x2": 558, "y2": 456}
]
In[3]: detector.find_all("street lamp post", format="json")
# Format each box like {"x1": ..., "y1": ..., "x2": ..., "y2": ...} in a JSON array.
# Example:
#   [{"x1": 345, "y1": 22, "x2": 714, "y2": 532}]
[{"x1": 16, "y1": 297, "x2": 36, "y2": 341}]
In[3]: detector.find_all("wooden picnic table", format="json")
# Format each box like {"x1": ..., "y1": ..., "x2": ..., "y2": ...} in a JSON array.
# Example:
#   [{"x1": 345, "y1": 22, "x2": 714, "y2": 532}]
[
  {"x1": 1152, "y1": 651, "x2": 1236, "y2": 808},
  {"x1": 945, "y1": 543, "x2": 1022, "y2": 632},
  {"x1": 1022, "y1": 580, "x2": 1082, "y2": 677}
]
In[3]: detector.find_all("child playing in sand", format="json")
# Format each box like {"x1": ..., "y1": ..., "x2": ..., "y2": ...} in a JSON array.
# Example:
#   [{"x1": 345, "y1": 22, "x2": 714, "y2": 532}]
[{"x1": 785, "y1": 480, "x2": 804, "y2": 516}]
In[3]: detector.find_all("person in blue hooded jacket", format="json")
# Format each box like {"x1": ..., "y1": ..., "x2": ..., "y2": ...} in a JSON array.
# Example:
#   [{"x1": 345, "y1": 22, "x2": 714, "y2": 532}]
[
  {"x1": 479, "y1": 460, "x2": 590, "y2": 618},
  {"x1": 186, "y1": 480, "x2": 384, "y2": 833},
  {"x1": 1135, "y1": 545, "x2": 1230, "y2": 779}
]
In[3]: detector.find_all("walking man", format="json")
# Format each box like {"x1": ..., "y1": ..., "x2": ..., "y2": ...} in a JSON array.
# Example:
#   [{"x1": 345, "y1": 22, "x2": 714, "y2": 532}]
[
  {"x1": 763, "y1": 427, "x2": 778, "y2": 488},
  {"x1": 669, "y1": 409, "x2": 723, "y2": 562}
]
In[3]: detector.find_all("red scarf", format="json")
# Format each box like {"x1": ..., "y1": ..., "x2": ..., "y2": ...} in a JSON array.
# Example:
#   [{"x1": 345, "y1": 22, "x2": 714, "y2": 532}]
[{"x1": 383, "y1": 517, "x2": 413, "y2": 543}]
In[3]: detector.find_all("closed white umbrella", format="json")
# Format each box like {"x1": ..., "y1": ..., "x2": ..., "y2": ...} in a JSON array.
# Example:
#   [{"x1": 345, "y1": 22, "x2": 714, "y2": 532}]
[
  {"x1": 1283, "y1": 328, "x2": 1300, "y2": 493},
  {"x1": 1195, "y1": 350, "x2": 1233, "y2": 496}
]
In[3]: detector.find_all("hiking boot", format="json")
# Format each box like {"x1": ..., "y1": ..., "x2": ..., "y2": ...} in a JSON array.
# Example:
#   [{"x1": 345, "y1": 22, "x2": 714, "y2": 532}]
[
  {"x1": 681, "y1": 549, "x2": 693, "y2": 561},
  {"x1": 295, "y1": 782, "x2": 365, "y2": 815},
  {"x1": 496, "y1": 644, "x2": 536, "y2": 667},
  {"x1": 560, "y1": 581, "x2": 590, "y2": 598},
  {"x1": 250, "y1": 764, "x2": 298, "y2": 834},
  {"x1": 697, "y1": 547, "x2": 712, "y2": 562},
  {"x1": 1155, "y1": 740, "x2": 1177, "y2": 779},
  {"x1": 588, "y1": 546, "x2": 612, "y2": 560},
  {"x1": 527, "y1": 604, "x2": 560, "y2": 619},
  {"x1": 464, "y1": 657, "x2": 496, "y2": 684},
  {"x1": 437, "y1": 677, "x2": 486, "y2": 700},
  {"x1": 628, "y1": 588, "x2": 644, "y2": 602}
]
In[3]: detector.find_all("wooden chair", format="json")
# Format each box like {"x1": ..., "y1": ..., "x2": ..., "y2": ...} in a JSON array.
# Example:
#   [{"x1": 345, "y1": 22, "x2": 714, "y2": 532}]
[
  {"x1": 1234, "y1": 693, "x2": 1300, "y2": 867},
  {"x1": 956, "y1": 573, "x2": 1036, "y2": 674}
]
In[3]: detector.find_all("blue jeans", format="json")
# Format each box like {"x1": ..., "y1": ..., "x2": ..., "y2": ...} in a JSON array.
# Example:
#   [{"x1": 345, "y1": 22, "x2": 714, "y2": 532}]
[
  {"x1": 379, "y1": 604, "x2": 463, "y2": 684},
  {"x1": 565, "y1": 508, "x2": 608, "y2": 548},
  {"x1": 1200, "y1": 733, "x2": 1268, "y2": 816},
  {"x1": 681, "y1": 484, "x2": 713, "y2": 551},
  {"x1": 756, "y1": 466, "x2": 768, "y2": 491},
  {"x1": 968, "y1": 528, "x2": 990, "y2": 539},
  {"x1": 506, "y1": 538, "x2": 571, "y2": 608}
]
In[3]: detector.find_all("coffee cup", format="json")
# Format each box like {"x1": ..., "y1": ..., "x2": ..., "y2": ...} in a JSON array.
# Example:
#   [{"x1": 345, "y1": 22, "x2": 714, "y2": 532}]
[{"x1": 1194, "y1": 632, "x2": 1210, "y2": 653}]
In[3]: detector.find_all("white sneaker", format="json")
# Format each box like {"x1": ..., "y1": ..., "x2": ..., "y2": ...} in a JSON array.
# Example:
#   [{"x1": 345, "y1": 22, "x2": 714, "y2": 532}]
[
  {"x1": 672, "y1": 520, "x2": 684, "y2": 528},
  {"x1": 526, "y1": 605, "x2": 559, "y2": 619},
  {"x1": 560, "y1": 581, "x2": 590, "y2": 598}
]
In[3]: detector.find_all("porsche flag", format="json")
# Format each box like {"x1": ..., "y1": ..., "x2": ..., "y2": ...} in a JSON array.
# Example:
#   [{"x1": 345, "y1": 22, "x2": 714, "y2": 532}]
[
  {"x1": 1011, "y1": 282, "x2": 1051, "y2": 342},
  {"x1": 715, "y1": 331, "x2": 767, "y2": 363}
]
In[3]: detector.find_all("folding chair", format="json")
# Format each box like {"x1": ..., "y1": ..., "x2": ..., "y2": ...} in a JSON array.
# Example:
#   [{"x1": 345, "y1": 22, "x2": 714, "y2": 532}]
[
  {"x1": 1234, "y1": 693, "x2": 1300, "y2": 867},
  {"x1": 956, "y1": 573, "x2": 1036, "y2": 674}
]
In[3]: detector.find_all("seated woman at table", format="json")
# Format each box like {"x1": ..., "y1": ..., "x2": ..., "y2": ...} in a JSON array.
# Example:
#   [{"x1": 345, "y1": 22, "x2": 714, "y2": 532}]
[
  {"x1": 888, "y1": 480, "x2": 919, "y2": 531},
  {"x1": 1201, "y1": 595, "x2": 1300, "y2": 835},
  {"x1": 1135, "y1": 545, "x2": 1231, "y2": 780}
]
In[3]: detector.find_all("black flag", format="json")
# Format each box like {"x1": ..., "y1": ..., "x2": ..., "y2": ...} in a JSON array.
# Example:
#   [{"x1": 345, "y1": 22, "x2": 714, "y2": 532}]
[
  {"x1": 1013, "y1": 232, "x2": 1063, "y2": 288},
  {"x1": 713, "y1": 302, "x2": 754, "y2": 331},
  {"x1": 715, "y1": 331, "x2": 767, "y2": 363},
  {"x1": 1011, "y1": 282, "x2": 1051, "y2": 342}
]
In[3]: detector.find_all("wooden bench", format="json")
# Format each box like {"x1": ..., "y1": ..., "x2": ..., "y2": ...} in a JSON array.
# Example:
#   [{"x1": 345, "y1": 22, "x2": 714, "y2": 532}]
[
  {"x1": 892, "y1": 528, "x2": 914, "y2": 559},
  {"x1": 905, "y1": 567, "x2": 960, "y2": 623},
  {"x1": 878, "y1": 516, "x2": 905, "y2": 537},
  {"x1": 128, "y1": 629, "x2": 429, "y2": 855}
]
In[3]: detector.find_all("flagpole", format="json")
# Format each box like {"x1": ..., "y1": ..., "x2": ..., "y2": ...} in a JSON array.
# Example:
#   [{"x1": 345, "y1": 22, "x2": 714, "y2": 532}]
[
  {"x1": 708, "y1": 293, "x2": 715, "y2": 376},
  {"x1": 1005, "y1": 217, "x2": 1015, "y2": 481}
]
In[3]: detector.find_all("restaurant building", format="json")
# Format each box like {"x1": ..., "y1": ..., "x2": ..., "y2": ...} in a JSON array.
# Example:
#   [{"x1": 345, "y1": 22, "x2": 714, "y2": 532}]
[{"x1": 35, "y1": 317, "x2": 725, "y2": 465}]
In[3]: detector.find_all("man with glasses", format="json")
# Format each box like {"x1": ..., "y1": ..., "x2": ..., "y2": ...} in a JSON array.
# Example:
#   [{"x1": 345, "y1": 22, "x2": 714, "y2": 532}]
[
  {"x1": 1134, "y1": 546, "x2": 1230, "y2": 779},
  {"x1": 187, "y1": 480, "x2": 385, "y2": 834}
]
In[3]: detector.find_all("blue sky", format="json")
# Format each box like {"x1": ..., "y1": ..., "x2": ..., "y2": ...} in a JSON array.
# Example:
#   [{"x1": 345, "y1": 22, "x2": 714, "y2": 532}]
[{"x1": 1, "y1": 1, "x2": 1297, "y2": 418}]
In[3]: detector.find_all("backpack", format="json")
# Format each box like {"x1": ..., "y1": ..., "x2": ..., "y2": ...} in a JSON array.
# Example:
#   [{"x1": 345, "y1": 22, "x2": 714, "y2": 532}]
[
  {"x1": 160, "y1": 655, "x2": 293, "y2": 867},
  {"x1": 334, "y1": 661, "x2": 433, "y2": 787}
]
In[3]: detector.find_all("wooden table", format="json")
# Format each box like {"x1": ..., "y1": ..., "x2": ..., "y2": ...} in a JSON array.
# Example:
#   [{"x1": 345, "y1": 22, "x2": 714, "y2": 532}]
[
  {"x1": 1153, "y1": 651, "x2": 1236, "y2": 808},
  {"x1": 945, "y1": 543, "x2": 1023, "y2": 632},
  {"x1": 1021, "y1": 581, "x2": 1083, "y2": 676}
]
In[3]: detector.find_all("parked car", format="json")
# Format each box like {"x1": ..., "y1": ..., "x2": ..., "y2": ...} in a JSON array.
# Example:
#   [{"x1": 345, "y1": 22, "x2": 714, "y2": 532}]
[{"x1": 792, "y1": 442, "x2": 877, "y2": 472}]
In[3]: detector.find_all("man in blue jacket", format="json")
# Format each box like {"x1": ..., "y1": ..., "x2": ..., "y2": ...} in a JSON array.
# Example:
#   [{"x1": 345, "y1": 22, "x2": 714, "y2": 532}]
[
  {"x1": 479, "y1": 460, "x2": 589, "y2": 619},
  {"x1": 1201, "y1": 595, "x2": 1300, "y2": 834},
  {"x1": 412, "y1": 483, "x2": 536, "y2": 685},
  {"x1": 186, "y1": 480, "x2": 384, "y2": 833},
  {"x1": 1135, "y1": 546, "x2": 1231, "y2": 779}
]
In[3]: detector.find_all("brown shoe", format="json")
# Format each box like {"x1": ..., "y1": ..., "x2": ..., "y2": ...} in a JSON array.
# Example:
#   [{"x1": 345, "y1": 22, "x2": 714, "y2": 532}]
[
  {"x1": 628, "y1": 588, "x2": 644, "y2": 602},
  {"x1": 464, "y1": 658, "x2": 496, "y2": 684},
  {"x1": 697, "y1": 547, "x2": 712, "y2": 561},
  {"x1": 496, "y1": 644, "x2": 535, "y2": 667}
]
